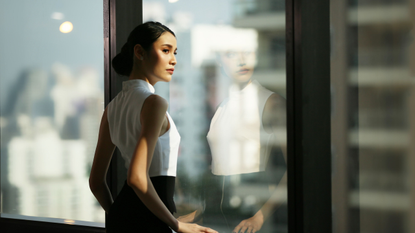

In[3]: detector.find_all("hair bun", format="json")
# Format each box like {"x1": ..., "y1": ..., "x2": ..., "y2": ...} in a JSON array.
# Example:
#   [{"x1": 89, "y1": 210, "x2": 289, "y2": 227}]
[{"x1": 112, "y1": 43, "x2": 133, "y2": 76}]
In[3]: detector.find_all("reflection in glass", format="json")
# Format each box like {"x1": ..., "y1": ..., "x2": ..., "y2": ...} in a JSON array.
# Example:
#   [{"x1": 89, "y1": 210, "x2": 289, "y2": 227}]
[
  {"x1": 204, "y1": 27, "x2": 287, "y2": 233},
  {"x1": 0, "y1": 0, "x2": 104, "y2": 225},
  {"x1": 144, "y1": 0, "x2": 287, "y2": 232}
]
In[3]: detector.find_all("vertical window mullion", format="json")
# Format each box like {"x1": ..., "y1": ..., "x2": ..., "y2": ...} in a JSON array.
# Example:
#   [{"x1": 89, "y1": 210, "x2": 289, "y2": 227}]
[
  {"x1": 106, "y1": 0, "x2": 142, "y2": 203},
  {"x1": 287, "y1": 0, "x2": 332, "y2": 232}
]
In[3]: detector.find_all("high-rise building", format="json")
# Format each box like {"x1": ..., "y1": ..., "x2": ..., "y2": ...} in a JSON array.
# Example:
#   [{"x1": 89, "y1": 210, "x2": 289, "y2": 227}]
[{"x1": 331, "y1": 1, "x2": 414, "y2": 232}]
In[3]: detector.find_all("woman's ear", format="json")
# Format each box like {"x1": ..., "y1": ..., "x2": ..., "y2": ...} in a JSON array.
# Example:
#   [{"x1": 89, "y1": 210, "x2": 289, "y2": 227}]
[{"x1": 134, "y1": 44, "x2": 145, "y2": 61}]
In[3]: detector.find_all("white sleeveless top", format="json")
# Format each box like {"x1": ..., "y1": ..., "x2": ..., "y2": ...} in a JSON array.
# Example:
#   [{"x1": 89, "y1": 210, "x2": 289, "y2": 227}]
[
  {"x1": 107, "y1": 79, "x2": 180, "y2": 177},
  {"x1": 207, "y1": 80, "x2": 274, "y2": 176}
]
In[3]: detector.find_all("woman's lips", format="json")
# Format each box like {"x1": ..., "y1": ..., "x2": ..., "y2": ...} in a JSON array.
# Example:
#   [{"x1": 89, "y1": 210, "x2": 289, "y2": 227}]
[
  {"x1": 167, "y1": 69, "x2": 174, "y2": 74},
  {"x1": 237, "y1": 69, "x2": 250, "y2": 74}
]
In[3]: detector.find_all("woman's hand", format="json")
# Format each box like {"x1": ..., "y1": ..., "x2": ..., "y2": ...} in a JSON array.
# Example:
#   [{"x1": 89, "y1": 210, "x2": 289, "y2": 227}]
[
  {"x1": 177, "y1": 210, "x2": 198, "y2": 223},
  {"x1": 233, "y1": 212, "x2": 264, "y2": 233},
  {"x1": 177, "y1": 221, "x2": 218, "y2": 233}
]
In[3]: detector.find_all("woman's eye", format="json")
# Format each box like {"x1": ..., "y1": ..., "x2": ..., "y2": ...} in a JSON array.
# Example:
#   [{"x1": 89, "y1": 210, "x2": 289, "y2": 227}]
[
  {"x1": 226, "y1": 52, "x2": 236, "y2": 58},
  {"x1": 163, "y1": 49, "x2": 169, "y2": 53}
]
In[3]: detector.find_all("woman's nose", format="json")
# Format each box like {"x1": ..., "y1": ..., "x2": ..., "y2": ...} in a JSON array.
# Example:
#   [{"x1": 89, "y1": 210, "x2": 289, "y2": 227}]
[
  {"x1": 238, "y1": 53, "x2": 246, "y2": 66},
  {"x1": 170, "y1": 55, "x2": 177, "y2": 65}
]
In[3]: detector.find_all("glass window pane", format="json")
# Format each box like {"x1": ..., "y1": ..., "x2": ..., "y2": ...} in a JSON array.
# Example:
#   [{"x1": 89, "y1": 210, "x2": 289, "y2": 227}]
[
  {"x1": 142, "y1": 0, "x2": 287, "y2": 232},
  {"x1": 0, "y1": 0, "x2": 105, "y2": 226},
  {"x1": 331, "y1": 0, "x2": 414, "y2": 232}
]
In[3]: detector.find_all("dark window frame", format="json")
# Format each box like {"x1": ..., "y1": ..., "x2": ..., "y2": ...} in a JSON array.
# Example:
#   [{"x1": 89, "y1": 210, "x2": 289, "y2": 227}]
[{"x1": 286, "y1": 0, "x2": 332, "y2": 232}]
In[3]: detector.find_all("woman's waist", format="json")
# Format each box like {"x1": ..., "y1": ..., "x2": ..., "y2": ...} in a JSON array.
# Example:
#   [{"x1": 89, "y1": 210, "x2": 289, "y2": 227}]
[
  {"x1": 150, "y1": 176, "x2": 175, "y2": 198},
  {"x1": 119, "y1": 176, "x2": 176, "y2": 213}
]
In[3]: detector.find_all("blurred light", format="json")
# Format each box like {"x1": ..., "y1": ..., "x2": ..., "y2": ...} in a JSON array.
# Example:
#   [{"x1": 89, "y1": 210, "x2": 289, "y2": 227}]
[
  {"x1": 230, "y1": 196, "x2": 242, "y2": 208},
  {"x1": 51, "y1": 12, "x2": 64, "y2": 20},
  {"x1": 59, "y1": 21, "x2": 73, "y2": 33},
  {"x1": 168, "y1": 0, "x2": 179, "y2": 3},
  {"x1": 0, "y1": 117, "x2": 7, "y2": 128},
  {"x1": 244, "y1": 195, "x2": 257, "y2": 206},
  {"x1": 64, "y1": 219, "x2": 75, "y2": 225}
]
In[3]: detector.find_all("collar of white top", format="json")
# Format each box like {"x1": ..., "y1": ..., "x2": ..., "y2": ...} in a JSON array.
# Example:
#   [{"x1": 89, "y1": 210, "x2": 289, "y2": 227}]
[
  {"x1": 229, "y1": 79, "x2": 259, "y2": 97},
  {"x1": 122, "y1": 79, "x2": 155, "y2": 93}
]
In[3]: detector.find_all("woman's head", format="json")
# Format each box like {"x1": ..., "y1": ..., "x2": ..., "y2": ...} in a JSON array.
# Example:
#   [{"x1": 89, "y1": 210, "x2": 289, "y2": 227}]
[
  {"x1": 209, "y1": 27, "x2": 257, "y2": 83},
  {"x1": 218, "y1": 50, "x2": 256, "y2": 83},
  {"x1": 112, "y1": 21, "x2": 177, "y2": 83}
]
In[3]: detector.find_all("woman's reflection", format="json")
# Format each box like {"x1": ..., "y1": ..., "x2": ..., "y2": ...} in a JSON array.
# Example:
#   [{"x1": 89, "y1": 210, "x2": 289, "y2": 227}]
[{"x1": 204, "y1": 33, "x2": 287, "y2": 233}]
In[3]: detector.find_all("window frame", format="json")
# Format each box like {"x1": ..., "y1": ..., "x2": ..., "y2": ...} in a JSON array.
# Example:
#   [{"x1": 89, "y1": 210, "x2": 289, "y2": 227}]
[
  {"x1": 106, "y1": 0, "x2": 143, "y2": 200},
  {"x1": 286, "y1": 0, "x2": 332, "y2": 232}
]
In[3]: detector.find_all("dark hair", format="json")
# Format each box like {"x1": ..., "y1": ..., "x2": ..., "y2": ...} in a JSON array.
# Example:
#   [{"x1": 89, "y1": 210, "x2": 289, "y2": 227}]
[{"x1": 112, "y1": 21, "x2": 175, "y2": 76}]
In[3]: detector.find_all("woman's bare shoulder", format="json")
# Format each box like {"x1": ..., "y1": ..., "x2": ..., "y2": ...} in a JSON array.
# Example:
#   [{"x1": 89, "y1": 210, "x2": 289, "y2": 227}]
[{"x1": 141, "y1": 94, "x2": 168, "y2": 116}]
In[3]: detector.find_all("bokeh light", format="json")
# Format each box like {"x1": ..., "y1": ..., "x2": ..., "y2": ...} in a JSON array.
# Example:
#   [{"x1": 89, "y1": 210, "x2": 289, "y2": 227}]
[
  {"x1": 59, "y1": 21, "x2": 73, "y2": 33},
  {"x1": 51, "y1": 12, "x2": 64, "y2": 20}
]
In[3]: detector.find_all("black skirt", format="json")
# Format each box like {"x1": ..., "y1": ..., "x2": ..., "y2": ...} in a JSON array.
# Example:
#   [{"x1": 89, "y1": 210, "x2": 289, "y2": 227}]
[{"x1": 106, "y1": 176, "x2": 176, "y2": 233}]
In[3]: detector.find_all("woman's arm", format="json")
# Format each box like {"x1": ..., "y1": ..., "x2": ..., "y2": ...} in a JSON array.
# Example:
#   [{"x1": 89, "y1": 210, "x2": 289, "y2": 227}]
[
  {"x1": 89, "y1": 107, "x2": 116, "y2": 213},
  {"x1": 234, "y1": 93, "x2": 287, "y2": 233},
  {"x1": 128, "y1": 94, "x2": 217, "y2": 233}
]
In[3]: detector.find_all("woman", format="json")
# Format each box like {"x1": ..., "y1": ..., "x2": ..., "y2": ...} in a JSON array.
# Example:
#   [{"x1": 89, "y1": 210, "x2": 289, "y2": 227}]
[
  {"x1": 203, "y1": 34, "x2": 287, "y2": 233},
  {"x1": 89, "y1": 22, "x2": 217, "y2": 233}
]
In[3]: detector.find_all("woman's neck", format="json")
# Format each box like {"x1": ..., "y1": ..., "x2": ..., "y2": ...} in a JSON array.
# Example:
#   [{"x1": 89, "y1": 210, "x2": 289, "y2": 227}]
[
  {"x1": 129, "y1": 66, "x2": 154, "y2": 85},
  {"x1": 234, "y1": 79, "x2": 252, "y2": 90}
]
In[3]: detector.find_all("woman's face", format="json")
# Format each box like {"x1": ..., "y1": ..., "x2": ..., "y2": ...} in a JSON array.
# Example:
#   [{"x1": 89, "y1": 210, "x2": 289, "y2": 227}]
[
  {"x1": 143, "y1": 32, "x2": 177, "y2": 83},
  {"x1": 219, "y1": 50, "x2": 256, "y2": 83}
]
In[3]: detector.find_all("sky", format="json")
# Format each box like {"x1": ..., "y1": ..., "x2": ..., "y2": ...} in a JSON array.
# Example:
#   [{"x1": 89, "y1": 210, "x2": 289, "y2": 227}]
[
  {"x1": 0, "y1": 0, "x2": 235, "y2": 106},
  {"x1": 0, "y1": 0, "x2": 104, "y2": 106},
  {"x1": 144, "y1": 0, "x2": 233, "y2": 25}
]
